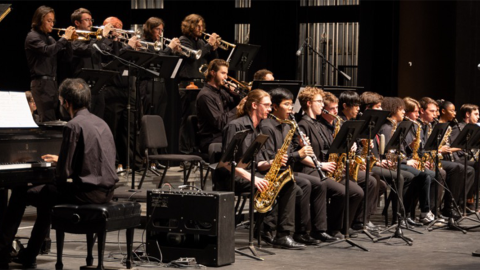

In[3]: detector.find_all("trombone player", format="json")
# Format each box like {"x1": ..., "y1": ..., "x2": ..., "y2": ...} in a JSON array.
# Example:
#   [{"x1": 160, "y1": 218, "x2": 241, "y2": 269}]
[{"x1": 25, "y1": 5, "x2": 75, "y2": 122}]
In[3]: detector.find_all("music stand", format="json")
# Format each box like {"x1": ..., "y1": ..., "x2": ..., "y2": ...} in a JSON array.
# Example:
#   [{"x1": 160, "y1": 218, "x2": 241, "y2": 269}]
[
  {"x1": 103, "y1": 49, "x2": 160, "y2": 189},
  {"x1": 356, "y1": 110, "x2": 389, "y2": 240},
  {"x1": 77, "y1": 68, "x2": 119, "y2": 95},
  {"x1": 374, "y1": 121, "x2": 414, "y2": 245},
  {"x1": 319, "y1": 120, "x2": 367, "y2": 251},
  {"x1": 251, "y1": 80, "x2": 303, "y2": 104},
  {"x1": 226, "y1": 44, "x2": 261, "y2": 72},
  {"x1": 450, "y1": 124, "x2": 480, "y2": 228},
  {"x1": 217, "y1": 129, "x2": 249, "y2": 192},
  {"x1": 234, "y1": 134, "x2": 274, "y2": 261}
]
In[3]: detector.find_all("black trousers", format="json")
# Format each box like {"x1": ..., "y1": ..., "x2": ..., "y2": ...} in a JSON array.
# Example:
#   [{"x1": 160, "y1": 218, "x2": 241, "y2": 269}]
[
  {"x1": 441, "y1": 160, "x2": 474, "y2": 211},
  {"x1": 400, "y1": 164, "x2": 432, "y2": 213},
  {"x1": 30, "y1": 79, "x2": 59, "y2": 122},
  {"x1": 353, "y1": 171, "x2": 379, "y2": 223},
  {"x1": 0, "y1": 183, "x2": 113, "y2": 262},
  {"x1": 294, "y1": 172, "x2": 327, "y2": 233},
  {"x1": 140, "y1": 79, "x2": 168, "y2": 120}
]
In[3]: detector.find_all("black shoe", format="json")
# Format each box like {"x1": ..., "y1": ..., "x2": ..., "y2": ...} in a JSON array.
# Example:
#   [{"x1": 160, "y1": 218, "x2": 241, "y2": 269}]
[
  {"x1": 348, "y1": 228, "x2": 358, "y2": 238},
  {"x1": 272, "y1": 236, "x2": 306, "y2": 250},
  {"x1": 406, "y1": 217, "x2": 423, "y2": 227},
  {"x1": 11, "y1": 250, "x2": 36, "y2": 269},
  {"x1": 253, "y1": 230, "x2": 275, "y2": 245},
  {"x1": 310, "y1": 231, "x2": 339, "y2": 243},
  {"x1": 293, "y1": 233, "x2": 320, "y2": 245},
  {"x1": 351, "y1": 222, "x2": 364, "y2": 231}
]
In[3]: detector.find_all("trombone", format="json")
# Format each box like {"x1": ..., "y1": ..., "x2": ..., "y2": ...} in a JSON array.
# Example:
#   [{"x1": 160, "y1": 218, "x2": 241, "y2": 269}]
[
  {"x1": 202, "y1": 32, "x2": 236, "y2": 50},
  {"x1": 53, "y1": 28, "x2": 102, "y2": 40}
]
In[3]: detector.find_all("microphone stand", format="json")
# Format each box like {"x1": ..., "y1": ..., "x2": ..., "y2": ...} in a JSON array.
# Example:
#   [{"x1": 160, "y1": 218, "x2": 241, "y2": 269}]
[{"x1": 94, "y1": 45, "x2": 159, "y2": 189}]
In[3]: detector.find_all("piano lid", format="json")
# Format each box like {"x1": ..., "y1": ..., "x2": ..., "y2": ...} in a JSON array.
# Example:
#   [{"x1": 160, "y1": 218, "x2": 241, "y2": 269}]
[{"x1": 0, "y1": 91, "x2": 38, "y2": 129}]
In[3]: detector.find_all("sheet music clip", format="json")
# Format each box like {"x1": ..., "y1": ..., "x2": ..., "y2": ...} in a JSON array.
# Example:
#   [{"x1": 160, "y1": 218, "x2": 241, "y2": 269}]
[{"x1": 226, "y1": 43, "x2": 261, "y2": 72}]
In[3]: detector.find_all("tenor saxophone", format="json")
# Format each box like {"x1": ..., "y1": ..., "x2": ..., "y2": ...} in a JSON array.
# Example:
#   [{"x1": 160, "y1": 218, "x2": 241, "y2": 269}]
[
  {"x1": 404, "y1": 116, "x2": 424, "y2": 171},
  {"x1": 253, "y1": 114, "x2": 297, "y2": 213},
  {"x1": 322, "y1": 110, "x2": 349, "y2": 182}
]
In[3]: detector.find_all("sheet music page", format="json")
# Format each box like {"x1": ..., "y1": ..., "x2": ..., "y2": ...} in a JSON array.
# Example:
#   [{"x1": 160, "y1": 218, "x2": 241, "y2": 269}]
[{"x1": 0, "y1": 91, "x2": 38, "y2": 128}]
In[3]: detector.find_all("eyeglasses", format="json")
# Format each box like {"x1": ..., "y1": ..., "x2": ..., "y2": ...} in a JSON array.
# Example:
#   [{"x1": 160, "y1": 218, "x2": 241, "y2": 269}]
[
  {"x1": 259, "y1": 103, "x2": 272, "y2": 108},
  {"x1": 313, "y1": 99, "x2": 324, "y2": 104},
  {"x1": 81, "y1": 18, "x2": 94, "y2": 23}
]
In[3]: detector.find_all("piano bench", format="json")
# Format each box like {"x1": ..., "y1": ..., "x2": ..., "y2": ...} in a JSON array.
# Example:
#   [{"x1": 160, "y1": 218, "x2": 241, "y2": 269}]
[{"x1": 51, "y1": 201, "x2": 141, "y2": 270}]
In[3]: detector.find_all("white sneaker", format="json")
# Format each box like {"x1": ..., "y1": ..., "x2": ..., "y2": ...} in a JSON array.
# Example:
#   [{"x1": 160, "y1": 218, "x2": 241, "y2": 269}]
[{"x1": 419, "y1": 211, "x2": 435, "y2": 224}]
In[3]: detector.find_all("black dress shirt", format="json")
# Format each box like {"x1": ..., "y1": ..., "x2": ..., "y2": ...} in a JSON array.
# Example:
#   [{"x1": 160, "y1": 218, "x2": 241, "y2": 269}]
[
  {"x1": 25, "y1": 29, "x2": 72, "y2": 79},
  {"x1": 56, "y1": 108, "x2": 118, "y2": 189},
  {"x1": 178, "y1": 35, "x2": 218, "y2": 80}
]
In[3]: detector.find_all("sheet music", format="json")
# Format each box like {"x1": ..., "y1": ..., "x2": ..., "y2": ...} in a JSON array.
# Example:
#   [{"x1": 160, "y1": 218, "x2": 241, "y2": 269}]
[
  {"x1": 0, "y1": 91, "x2": 38, "y2": 128},
  {"x1": 171, "y1": 58, "x2": 183, "y2": 79}
]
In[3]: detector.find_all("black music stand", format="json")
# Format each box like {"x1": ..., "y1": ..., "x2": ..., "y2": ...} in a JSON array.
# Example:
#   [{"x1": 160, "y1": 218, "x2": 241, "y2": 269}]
[
  {"x1": 356, "y1": 110, "x2": 389, "y2": 241},
  {"x1": 103, "y1": 49, "x2": 160, "y2": 189},
  {"x1": 374, "y1": 121, "x2": 414, "y2": 246},
  {"x1": 217, "y1": 129, "x2": 249, "y2": 192},
  {"x1": 234, "y1": 134, "x2": 274, "y2": 261},
  {"x1": 451, "y1": 124, "x2": 480, "y2": 228},
  {"x1": 319, "y1": 120, "x2": 367, "y2": 251},
  {"x1": 77, "y1": 68, "x2": 118, "y2": 95},
  {"x1": 226, "y1": 44, "x2": 261, "y2": 72},
  {"x1": 251, "y1": 80, "x2": 302, "y2": 102}
]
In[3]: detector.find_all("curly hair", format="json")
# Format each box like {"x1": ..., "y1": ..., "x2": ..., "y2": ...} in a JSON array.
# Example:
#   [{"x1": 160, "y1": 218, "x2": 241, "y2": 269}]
[
  {"x1": 298, "y1": 86, "x2": 324, "y2": 111},
  {"x1": 382, "y1": 97, "x2": 405, "y2": 117},
  {"x1": 181, "y1": 14, "x2": 205, "y2": 37}
]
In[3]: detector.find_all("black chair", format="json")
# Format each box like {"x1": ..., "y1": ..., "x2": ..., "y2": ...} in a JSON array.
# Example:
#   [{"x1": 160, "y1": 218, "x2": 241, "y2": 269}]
[{"x1": 138, "y1": 115, "x2": 204, "y2": 189}]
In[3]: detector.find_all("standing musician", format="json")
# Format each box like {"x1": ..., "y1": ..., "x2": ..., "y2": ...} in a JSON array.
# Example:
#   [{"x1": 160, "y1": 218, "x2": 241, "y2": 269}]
[
  {"x1": 196, "y1": 59, "x2": 241, "y2": 154},
  {"x1": 213, "y1": 89, "x2": 305, "y2": 250},
  {"x1": 139, "y1": 17, "x2": 181, "y2": 119},
  {"x1": 25, "y1": 5, "x2": 75, "y2": 122},
  {"x1": 260, "y1": 88, "x2": 340, "y2": 244},
  {"x1": 337, "y1": 91, "x2": 382, "y2": 231},
  {"x1": 298, "y1": 89, "x2": 364, "y2": 237},
  {"x1": 177, "y1": 14, "x2": 219, "y2": 154}
]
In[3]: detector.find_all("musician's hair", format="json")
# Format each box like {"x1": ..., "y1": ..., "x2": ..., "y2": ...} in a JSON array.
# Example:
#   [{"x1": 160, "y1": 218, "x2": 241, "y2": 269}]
[
  {"x1": 382, "y1": 97, "x2": 405, "y2": 117},
  {"x1": 181, "y1": 14, "x2": 205, "y2": 37},
  {"x1": 403, "y1": 97, "x2": 420, "y2": 113},
  {"x1": 25, "y1": 91, "x2": 34, "y2": 103},
  {"x1": 237, "y1": 89, "x2": 270, "y2": 117},
  {"x1": 436, "y1": 99, "x2": 454, "y2": 116},
  {"x1": 298, "y1": 86, "x2": 324, "y2": 111},
  {"x1": 270, "y1": 88, "x2": 293, "y2": 106},
  {"x1": 360, "y1": 91, "x2": 383, "y2": 112},
  {"x1": 103, "y1": 17, "x2": 123, "y2": 29},
  {"x1": 59, "y1": 78, "x2": 91, "y2": 110},
  {"x1": 323, "y1": 91, "x2": 338, "y2": 107},
  {"x1": 253, "y1": 69, "x2": 273, "y2": 81},
  {"x1": 419, "y1": 97, "x2": 438, "y2": 110},
  {"x1": 31, "y1": 6, "x2": 55, "y2": 31},
  {"x1": 143, "y1": 17, "x2": 164, "y2": 41},
  {"x1": 339, "y1": 90, "x2": 360, "y2": 108},
  {"x1": 206, "y1": 59, "x2": 229, "y2": 82},
  {"x1": 71, "y1": 8, "x2": 91, "y2": 25},
  {"x1": 460, "y1": 104, "x2": 479, "y2": 120}
]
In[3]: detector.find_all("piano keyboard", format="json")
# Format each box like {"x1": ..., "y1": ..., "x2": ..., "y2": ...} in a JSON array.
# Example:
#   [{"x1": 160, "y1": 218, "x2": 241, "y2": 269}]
[{"x1": 0, "y1": 162, "x2": 52, "y2": 170}]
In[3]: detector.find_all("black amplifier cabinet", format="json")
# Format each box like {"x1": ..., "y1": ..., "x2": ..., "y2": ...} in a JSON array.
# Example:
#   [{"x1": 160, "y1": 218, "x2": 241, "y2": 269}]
[{"x1": 146, "y1": 190, "x2": 235, "y2": 266}]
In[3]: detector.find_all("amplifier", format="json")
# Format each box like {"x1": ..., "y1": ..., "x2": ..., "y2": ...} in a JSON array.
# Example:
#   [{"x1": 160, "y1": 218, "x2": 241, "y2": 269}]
[{"x1": 146, "y1": 189, "x2": 235, "y2": 267}]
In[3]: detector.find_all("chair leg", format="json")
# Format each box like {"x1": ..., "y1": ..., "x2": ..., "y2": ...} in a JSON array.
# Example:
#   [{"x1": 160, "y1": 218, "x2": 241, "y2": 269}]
[
  {"x1": 126, "y1": 228, "x2": 134, "y2": 269},
  {"x1": 96, "y1": 231, "x2": 106, "y2": 270},
  {"x1": 184, "y1": 162, "x2": 194, "y2": 185},
  {"x1": 86, "y1": 233, "x2": 95, "y2": 266},
  {"x1": 55, "y1": 231, "x2": 65, "y2": 270},
  {"x1": 157, "y1": 162, "x2": 169, "y2": 188},
  {"x1": 138, "y1": 156, "x2": 149, "y2": 189}
]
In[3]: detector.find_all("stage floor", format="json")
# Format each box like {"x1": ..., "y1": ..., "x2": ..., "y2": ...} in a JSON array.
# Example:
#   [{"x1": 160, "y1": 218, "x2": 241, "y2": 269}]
[{"x1": 8, "y1": 167, "x2": 480, "y2": 270}]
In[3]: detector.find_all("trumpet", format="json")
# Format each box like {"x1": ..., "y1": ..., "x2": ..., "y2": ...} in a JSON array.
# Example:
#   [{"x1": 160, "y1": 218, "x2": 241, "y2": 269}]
[
  {"x1": 202, "y1": 32, "x2": 236, "y2": 50},
  {"x1": 162, "y1": 37, "x2": 202, "y2": 59},
  {"x1": 53, "y1": 28, "x2": 102, "y2": 41},
  {"x1": 92, "y1": 26, "x2": 138, "y2": 37}
]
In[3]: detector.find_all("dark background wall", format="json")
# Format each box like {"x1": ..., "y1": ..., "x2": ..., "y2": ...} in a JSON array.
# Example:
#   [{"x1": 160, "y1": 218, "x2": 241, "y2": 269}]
[{"x1": 0, "y1": 0, "x2": 479, "y2": 105}]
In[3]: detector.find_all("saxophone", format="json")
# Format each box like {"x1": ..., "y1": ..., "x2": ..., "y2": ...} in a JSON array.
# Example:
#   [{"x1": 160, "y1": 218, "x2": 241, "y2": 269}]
[
  {"x1": 385, "y1": 117, "x2": 400, "y2": 170},
  {"x1": 253, "y1": 114, "x2": 296, "y2": 213},
  {"x1": 422, "y1": 124, "x2": 452, "y2": 170},
  {"x1": 354, "y1": 138, "x2": 377, "y2": 177},
  {"x1": 322, "y1": 110, "x2": 349, "y2": 182},
  {"x1": 404, "y1": 116, "x2": 424, "y2": 171}
]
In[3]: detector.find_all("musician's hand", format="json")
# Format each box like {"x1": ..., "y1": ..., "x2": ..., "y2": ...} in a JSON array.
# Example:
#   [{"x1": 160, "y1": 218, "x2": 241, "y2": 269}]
[
  {"x1": 298, "y1": 135, "x2": 310, "y2": 148},
  {"x1": 103, "y1": 23, "x2": 114, "y2": 38},
  {"x1": 254, "y1": 177, "x2": 269, "y2": 192},
  {"x1": 321, "y1": 162, "x2": 336, "y2": 173},
  {"x1": 407, "y1": 159, "x2": 419, "y2": 168},
  {"x1": 351, "y1": 143, "x2": 357, "y2": 153},
  {"x1": 208, "y1": 33, "x2": 219, "y2": 47},
  {"x1": 168, "y1": 38, "x2": 182, "y2": 52},
  {"x1": 359, "y1": 164, "x2": 366, "y2": 171},
  {"x1": 128, "y1": 36, "x2": 141, "y2": 50},
  {"x1": 379, "y1": 159, "x2": 390, "y2": 168},
  {"x1": 281, "y1": 154, "x2": 288, "y2": 167},
  {"x1": 439, "y1": 145, "x2": 451, "y2": 154},
  {"x1": 370, "y1": 140, "x2": 374, "y2": 149},
  {"x1": 236, "y1": 97, "x2": 247, "y2": 111},
  {"x1": 41, "y1": 154, "x2": 58, "y2": 163},
  {"x1": 64, "y1": 26, "x2": 76, "y2": 41},
  {"x1": 299, "y1": 146, "x2": 313, "y2": 159}
]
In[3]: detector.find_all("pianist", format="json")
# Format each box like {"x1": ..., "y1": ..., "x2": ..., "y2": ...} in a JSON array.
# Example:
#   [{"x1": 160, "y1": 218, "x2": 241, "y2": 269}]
[{"x1": 0, "y1": 78, "x2": 118, "y2": 269}]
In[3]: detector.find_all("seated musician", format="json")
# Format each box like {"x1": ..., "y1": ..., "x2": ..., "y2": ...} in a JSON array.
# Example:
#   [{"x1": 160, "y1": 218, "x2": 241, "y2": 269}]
[
  {"x1": 25, "y1": 91, "x2": 39, "y2": 123},
  {"x1": 0, "y1": 78, "x2": 118, "y2": 269},
  {"x1": 298, "y1": 89, "x2": 364, "y2": 237},
  {"x1": 213, "y1": 89, "x2": 305, "y2": 250},
  {"x1": 259, "y1": 88, "x2": 339, "y2": 244},
  {"x1": 196, "y1": 59, "x2": 241, "y2": 154},
  {"x1": 253, "y1": 69, "x2": 275, "y2": 81},
  {"x1": 337, "y1": 91, "x2": 382, "y2": 231}
]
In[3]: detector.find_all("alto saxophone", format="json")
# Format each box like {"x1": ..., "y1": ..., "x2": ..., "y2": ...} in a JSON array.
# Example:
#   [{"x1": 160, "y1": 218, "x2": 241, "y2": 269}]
[
  {"x1": 254, "y1": 114, "x2": 296, "y2": 213},
  {"x1": 385, "y1": 117, "x2": 406, "y2": 170},
  {"x1": 404, "y1": 116, "x2": 424, "y2": 171},
  {"x1": 322, "y1": 109, "x2": 350, "y2": 182},
  {"x1": 422, "y1": 124, "x2": 451, "y2": 170}
]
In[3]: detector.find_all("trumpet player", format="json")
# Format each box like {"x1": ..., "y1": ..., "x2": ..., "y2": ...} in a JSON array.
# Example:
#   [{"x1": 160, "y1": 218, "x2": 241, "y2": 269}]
[
  {"x1": 196, "y1": 59, "x2": 241, "y2": 154},
  {"x1": 139, "y1": 17, "x2": 181, "y2": 119},
  {"x1": 25, "y1": 5, "x2": 74, "y2": 122}
]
